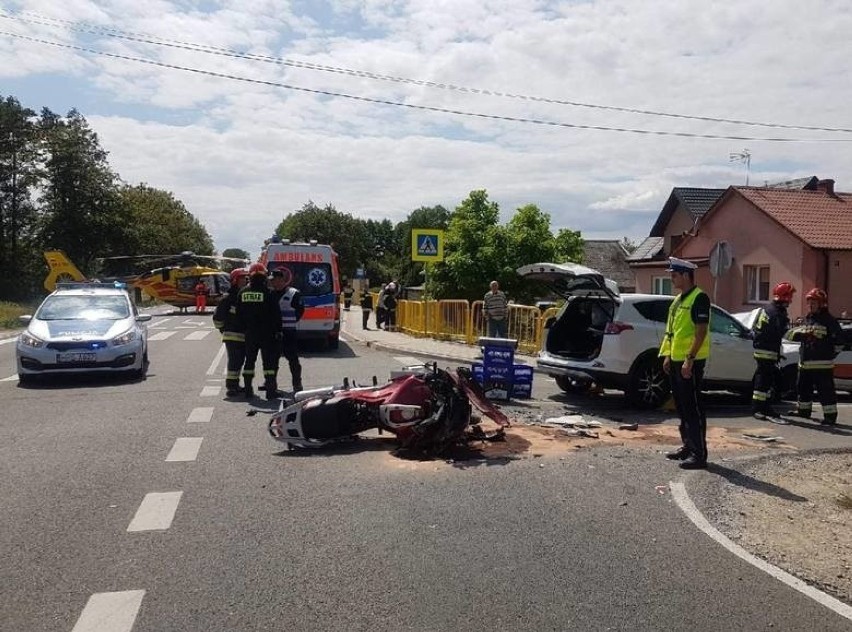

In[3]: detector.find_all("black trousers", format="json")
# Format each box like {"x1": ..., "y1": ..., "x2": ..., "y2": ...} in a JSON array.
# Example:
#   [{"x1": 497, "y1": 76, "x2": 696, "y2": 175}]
[
  {"x1": 796, "y1": 368, "x2": 837, "y2": 420},
  {"x1": 281, "y1": 333, "x2": 302, "y2": 390},
  {"x1": 243, "y1": 336, "x2": 279, "y2": 385},
  {"x1": 224, "y1": 341, "x2": 246, "y2": 391},
  {"x1": 669, "y1": 359, "x2": 707, "y2": 463},
  {"x1": 752, "y1": 358, "x2": 777, "y2": 413},
  {"x1": 362, "y1": 308, "x2": 370, "y2": 329}
]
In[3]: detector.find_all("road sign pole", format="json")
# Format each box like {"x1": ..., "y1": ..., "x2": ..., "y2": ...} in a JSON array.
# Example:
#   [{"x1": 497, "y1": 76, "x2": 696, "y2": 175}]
[{"x1": 424, "y1": 265, "x2": 429, "y2": 337}]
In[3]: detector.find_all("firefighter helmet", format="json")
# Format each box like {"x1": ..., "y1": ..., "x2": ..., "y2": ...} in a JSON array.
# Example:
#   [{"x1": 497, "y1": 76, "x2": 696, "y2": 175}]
[
  {"x1": 805, "y1": 287, "x2": 828, "y2": 305},
  {"x1": 248, "y1": 263, "x2": 267, "y2": 277},
  {"x1": 772, "y1": 282, "x2": 796, "y2": 303},
  {"x1": 230, "y1": 268, "x2": 249, "y2": 284}
]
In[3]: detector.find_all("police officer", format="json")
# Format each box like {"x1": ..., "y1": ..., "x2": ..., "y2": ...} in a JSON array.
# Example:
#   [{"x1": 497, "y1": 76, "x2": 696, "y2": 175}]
[
  {"x1": 212, "y1": 267, "x2": 249, "y2": 397},
  {"x1": 269, "y1": 267, "x2": 304, "y2": 394},
  {"x1": 751, "y1": 282, "x2": 795, "y2": 419},
  {"x1": 787, "y1": 288, "x2": 842, "y2": 425},
  {"x1": 659, "y1": 257, "x2": 711, "y2": 469},
  {"x1": 235, "y1": 263, "x2": 282, "y2": 399}
]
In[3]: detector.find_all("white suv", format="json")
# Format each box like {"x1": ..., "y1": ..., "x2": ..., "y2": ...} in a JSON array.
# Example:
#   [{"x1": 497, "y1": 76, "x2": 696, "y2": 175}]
[{"x1": 518, "y1": 263, "x2": 768, "y2": 409}]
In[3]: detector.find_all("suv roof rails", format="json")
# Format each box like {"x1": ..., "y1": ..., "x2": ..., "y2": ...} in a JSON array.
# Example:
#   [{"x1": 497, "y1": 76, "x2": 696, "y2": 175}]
[{"x1": 56, "y1": 282, "x2": 128, "y2": 291}]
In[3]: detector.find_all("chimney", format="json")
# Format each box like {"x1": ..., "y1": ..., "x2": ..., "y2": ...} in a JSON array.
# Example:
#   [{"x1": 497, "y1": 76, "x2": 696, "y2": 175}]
[{"x1": 817, "y1": 179, "x2": 835, "y2": 195}]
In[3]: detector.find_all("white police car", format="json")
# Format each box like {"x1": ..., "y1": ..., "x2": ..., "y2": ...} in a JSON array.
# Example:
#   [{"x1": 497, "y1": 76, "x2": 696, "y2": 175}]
[{"x1": 16, "y1": 283, "x2": 151, "y2": 383}]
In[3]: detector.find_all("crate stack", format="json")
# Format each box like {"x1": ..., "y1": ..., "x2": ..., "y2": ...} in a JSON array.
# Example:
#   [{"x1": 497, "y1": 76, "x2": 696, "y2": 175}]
[{"x1": 472, "y1": 337, "x2": 533, "y2": 400}]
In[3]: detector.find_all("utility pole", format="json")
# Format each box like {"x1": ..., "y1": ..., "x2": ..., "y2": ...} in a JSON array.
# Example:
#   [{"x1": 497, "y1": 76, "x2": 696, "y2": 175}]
[{"x1": 729, "y1": 149, "x2": 752, "y2": 186}]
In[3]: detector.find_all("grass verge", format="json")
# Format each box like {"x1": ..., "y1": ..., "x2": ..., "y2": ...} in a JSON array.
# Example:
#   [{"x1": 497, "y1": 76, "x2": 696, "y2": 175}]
[{"x1": 0, "y1": 301, "x2": 32, "y2": 330}]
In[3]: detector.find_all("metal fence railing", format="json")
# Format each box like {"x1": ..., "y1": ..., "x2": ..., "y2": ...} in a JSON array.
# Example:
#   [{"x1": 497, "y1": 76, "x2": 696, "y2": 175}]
[{"x1": 353, "y1": 293, "x2": 555, "y2": 354}]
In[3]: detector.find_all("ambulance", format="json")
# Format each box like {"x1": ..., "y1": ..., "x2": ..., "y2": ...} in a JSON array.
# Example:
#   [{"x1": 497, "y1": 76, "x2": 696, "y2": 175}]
[{"x1": 259, "y1": 236, "x2": 342, "y2": 349}]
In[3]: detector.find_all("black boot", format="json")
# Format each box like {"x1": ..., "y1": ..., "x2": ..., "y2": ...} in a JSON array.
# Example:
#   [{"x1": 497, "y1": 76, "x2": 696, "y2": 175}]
[
  {"x1": 243, "y1": 377, "x2": 253, "y2": 399},
  {"x1": 225, "y1": 379, "x2": 240, "y2": 397},
  {"x1": 822, "y1": 415, "x2": 838, "y2": 426},
  {"x1": 265, "y1": 378, "x2": 280, "y2": 401},
  {"x1": 665, "y1": 446, "x2": 690, "y2": 460}
]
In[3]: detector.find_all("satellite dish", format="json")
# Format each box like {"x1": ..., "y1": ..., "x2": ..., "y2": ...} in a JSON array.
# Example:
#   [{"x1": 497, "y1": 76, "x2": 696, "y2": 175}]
[{"x1": 709, "y1": 240, "x2": 733, "y2": 278}]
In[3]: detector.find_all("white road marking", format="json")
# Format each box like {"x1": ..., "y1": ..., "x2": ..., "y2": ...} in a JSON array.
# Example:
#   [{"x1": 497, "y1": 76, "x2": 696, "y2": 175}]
[
  {"x1": 127, "y1": 491, "x2": 183, "y2": 532},
  {"x1": 206, "y1": 344, "x2": 225, "y2": 376},
  {"x1": 148, "y1": 317, "x2": 174, "y2": 329},
  {"x1": 72, "y1": 590, "x2": 145, "y2": 632},
  {"x1": 200, "y1": 385, "x2": 220, "y2": 397},
  {"x1": 184, "y1": 330, "x2": 212, "y2": 341},
  {"x1": 165, "y1": 437, "x2": 204, "y2": 462},
  {"x1": 670, "y1": 481, "x2": 852, "y2": 622},
  {"x1": 148, "y1": 331, "x2": 177, "y2": 341},
  {"x1": 1, "y1": 374, "x2": 18, "y2": 382},
  {"x1": 0, "y1": 337, "x2": 18, "y2": 346},
  {"x1": 393, "y1": 356, "x2": 423, "y2": 367},
  {"x1": 187, "y1": 407, "x2": 214, "y2": 423}
]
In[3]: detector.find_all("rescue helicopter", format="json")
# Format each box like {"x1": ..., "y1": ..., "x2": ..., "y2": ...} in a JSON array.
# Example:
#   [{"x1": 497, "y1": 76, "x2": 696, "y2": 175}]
[{"x1": 42, "y1": 250, "x2": 250, "y2": 312}]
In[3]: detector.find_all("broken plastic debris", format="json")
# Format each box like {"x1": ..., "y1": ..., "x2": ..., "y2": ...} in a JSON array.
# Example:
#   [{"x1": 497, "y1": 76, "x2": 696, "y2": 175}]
[
  {"x1": 618, "y1": 423, "x2": 639, "y2": 431},
  {"x1": 544, "y1": 415, "x2": 602, "y2": 428},
  {"x1": 655, "y1": 485, "x2": 668, "y2": 495},
  {"x1": 742, "y1": 433, "x2": 784, "y2": 442}
]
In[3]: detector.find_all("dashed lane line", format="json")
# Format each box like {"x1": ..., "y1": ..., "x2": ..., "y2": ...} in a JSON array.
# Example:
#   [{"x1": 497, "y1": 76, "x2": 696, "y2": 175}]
[
  {"x1": 200, "y1": 385, "x2": 220, "y2": 397},
  {"x1": 127, "y1": 491, "x2": 183, "y2": 532},
  {"x1": 184, "y1": 330, "x2": 212, "y2": 341},
  {"x1": 0, "y1": 337, "x2": 17, "y2": 346},
  {"x1": 670, "y1": 481, "x2": 852, "y2": 623},
  {"x1": 187, "y1": 407, "x2": 214, "y2": 423},
  {"x1": 71, "y1": 590, "x2": 145, "y2": 632},
  {"x1": 165, "y1": 437, "x2": 204, "y2": 462},
  {"x1": 148, "y1": 331, "x2": 177, "y2": 341},
  {"x1": 206, "y1": 344, "x2": 225, "y2": 376},
  {"x1": 148, "y1": 317, "x2": 174, "y2": 329}
]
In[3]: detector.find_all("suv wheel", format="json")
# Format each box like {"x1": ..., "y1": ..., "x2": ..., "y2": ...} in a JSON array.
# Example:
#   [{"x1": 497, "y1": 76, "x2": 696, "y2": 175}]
[
  {"x1": 627, "y1": 354, "x2": 670, "y2": 409},
  {"x1": 555, "y1": 375, "x2": 591, "y2": 395}
]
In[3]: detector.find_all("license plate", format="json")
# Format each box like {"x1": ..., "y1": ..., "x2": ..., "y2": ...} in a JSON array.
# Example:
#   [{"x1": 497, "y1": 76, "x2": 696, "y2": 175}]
[{"x1": 57, "y1": 352, "x2": 97, "y2": 363}]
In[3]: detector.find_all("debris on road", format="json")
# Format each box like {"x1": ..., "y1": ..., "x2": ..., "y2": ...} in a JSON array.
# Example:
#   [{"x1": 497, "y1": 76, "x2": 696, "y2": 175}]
[
  {"x1": 618, "y1": 423, "x2": 639, "y2": 431},
  {"x1": 742, "y1": 432, "x2": 785, "y2": 443},
  {"x1": 543, "y1": 415, "x2": 602, "y2": 428}
]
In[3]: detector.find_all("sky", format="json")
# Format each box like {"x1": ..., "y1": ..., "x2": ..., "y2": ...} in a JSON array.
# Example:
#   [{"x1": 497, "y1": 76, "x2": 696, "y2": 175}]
[{"x1": 1, "y1": 0, "x2": 851, "y2": 259}]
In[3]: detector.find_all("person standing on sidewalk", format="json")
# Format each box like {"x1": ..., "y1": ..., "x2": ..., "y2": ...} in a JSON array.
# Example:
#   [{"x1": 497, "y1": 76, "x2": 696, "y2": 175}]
[
  {"x1": 787, "y1": 288, "x2": 842, "y2": 425},
  {"x1": 483, "y1": 280, "x2": 508, "y2": 338},
  {"x1": 360, "y1": 289, "x2": 373, "y2": 329},
  {"x1": 213, "y1": 267, "x2": 249, "y2": 397},
  {"x1": 659, "y1": 257, "x2": 711, "y2": 470},
  {"x1": 750, "y1": 282, "x2": 795, "y2": 419},
  {"x1": 384, "y1": 282, "x2": 398, "y2": 331}
]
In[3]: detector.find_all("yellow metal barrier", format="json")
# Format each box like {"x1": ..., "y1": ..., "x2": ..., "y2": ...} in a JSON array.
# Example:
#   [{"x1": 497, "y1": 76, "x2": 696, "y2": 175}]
[{"x1": 360, "y1": 295, "x2": 554, "y2": 356}]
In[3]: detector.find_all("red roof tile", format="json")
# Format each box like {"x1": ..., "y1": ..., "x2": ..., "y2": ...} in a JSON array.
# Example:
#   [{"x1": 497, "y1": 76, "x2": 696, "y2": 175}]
[{"x1": 735, "y1": 187, "x2": 852, "y2": 249}]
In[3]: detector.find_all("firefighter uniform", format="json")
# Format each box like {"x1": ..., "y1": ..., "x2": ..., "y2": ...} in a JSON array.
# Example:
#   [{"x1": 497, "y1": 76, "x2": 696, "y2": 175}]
[
  {"x1": 271, "y1": 272, "x2": 305, "y2": 394},
  {"x1": 788, "y1": 306, "x2": 842, "y2": 424},
  {"x1": 659, "y1": 258, "x2": 711, "y2": 467},
  {"x1": 236, "y1": 271, "x2": 282, "y2": 398},
  {"x1": 212, "y1": 277, "x2": 247, "y2": 397},
  {"x1": 751, "y1": 300, "x2": 790, "y2": 416}
]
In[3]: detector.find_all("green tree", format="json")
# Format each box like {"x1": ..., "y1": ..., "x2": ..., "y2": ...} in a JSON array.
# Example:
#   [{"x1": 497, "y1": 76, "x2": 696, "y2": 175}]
[
  {"x1": 38, "y1": 108, "x2": 130, "y2": 274},
  {"x1": 431, "y1": 190, "x2": 505, "y2": 300},
  {"x1": 221, "y1": 247, "x2": 251, "y2": 271},
  {"x1": 501, "y1": 204, "x2": 558, "y2": 303},
  {"x1": 554, "y1": 228, "x2": 584, "y2": 263},
  {"x1": 275, "y1": 201, "x2": 370, "y2": 278},
  {"x1": 119, "y1": 184, "x2": 214, "y2": 257},
  {"x1": 0, "y1": 95, "x2": 43, "y2": 299}
]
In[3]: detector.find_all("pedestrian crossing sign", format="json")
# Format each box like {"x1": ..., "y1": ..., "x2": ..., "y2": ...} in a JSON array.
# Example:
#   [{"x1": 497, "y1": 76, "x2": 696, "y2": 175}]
[{"x1": 411, "y1": 229, "x2": 444, "y2": 262}]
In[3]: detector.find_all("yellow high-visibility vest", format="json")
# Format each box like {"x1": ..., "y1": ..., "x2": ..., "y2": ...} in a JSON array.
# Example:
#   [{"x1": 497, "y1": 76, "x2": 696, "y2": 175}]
[{"x1": 659, "y1": 288, "x2": 711, "y2": 361}]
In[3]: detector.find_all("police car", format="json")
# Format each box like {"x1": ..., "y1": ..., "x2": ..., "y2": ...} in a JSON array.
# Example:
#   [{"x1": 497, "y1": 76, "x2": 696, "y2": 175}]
[{"x1": 16, "y1": 283, "x2": 151, "y2": 383}]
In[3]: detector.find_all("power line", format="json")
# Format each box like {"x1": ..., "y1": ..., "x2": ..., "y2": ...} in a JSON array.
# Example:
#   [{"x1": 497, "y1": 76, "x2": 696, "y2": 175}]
[
  {"x1": 4, "y1": 10, "x2": 852, "y2": 135},
  {"x1": 4, "y1": 29, "x2": 852, "y2": 143}
]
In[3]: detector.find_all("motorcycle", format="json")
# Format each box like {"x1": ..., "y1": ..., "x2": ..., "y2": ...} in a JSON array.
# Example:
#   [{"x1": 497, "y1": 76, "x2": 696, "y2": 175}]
[{"x1": 264, "y1": 364, "x2": 510, "y2": 456}]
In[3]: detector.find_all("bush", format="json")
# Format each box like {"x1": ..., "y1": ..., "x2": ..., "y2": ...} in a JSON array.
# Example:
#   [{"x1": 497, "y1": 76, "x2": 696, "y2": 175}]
[{"x1": 0, "y1": 301, "x2": 33, "y2": 329}]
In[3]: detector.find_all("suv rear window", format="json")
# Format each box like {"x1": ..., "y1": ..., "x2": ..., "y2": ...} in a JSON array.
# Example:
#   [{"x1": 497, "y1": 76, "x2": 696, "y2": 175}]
[{"x1": 633, "y1": 299, "x2": 673, "y2": 323}]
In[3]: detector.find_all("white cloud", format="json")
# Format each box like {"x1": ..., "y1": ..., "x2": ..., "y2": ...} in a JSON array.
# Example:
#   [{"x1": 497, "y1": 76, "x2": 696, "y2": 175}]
[{"x1": 4, "y1": 0, "x2": 852, "y2": 257}]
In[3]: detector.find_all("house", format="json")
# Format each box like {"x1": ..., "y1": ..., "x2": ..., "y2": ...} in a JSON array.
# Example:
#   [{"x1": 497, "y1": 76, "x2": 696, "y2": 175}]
[
  {"x1": 628, "y1": 187, "x2": 726, "y2": 295},
  {"x1": 630, "y1": 178, "x2": 852, "y2": 319},
  {"x1": 582, "y1": 239, "x2": 636, "y2": 292}
]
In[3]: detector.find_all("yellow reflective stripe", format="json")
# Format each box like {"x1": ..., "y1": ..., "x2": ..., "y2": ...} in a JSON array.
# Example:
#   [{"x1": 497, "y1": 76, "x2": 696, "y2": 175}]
[
  {"x1": 263, "y1": 370, "x2": 276, "y2": 376},
  {"x1": 799, "y1": 360, "x2": 834, "y2": 370},
  {"x1": 823, "y1": 404, "x2": 838, "y2": 414},
  {"x1": 226, "y1": 371, "x2": 240, "y2": 379},
  {"x1": 213, "y1": 319, "x2": 225, "y2": 328},
  {"x1": 222, "y1": 332, "x2": 245, "y2": 342},
  {"x1": 752, "y1": 391, "x2": 769, "y2": 401},
  {"x1": 753, "y1": 350, "x2": 779, "y2": 360},
  {"x1": 797, "y1": 402, "x2": 813, "y2": 410}
]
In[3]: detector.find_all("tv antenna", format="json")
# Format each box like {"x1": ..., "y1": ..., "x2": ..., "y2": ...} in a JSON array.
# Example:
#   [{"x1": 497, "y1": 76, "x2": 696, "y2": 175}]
[{"x1": 729, "y1": 149, "x2": 752, "y2": 185}]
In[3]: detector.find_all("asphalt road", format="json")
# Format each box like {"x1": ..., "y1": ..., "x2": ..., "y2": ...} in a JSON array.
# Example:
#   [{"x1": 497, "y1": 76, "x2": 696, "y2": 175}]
[{"x1": 1, "y1": 312, "x2": 851, "y2": 631}]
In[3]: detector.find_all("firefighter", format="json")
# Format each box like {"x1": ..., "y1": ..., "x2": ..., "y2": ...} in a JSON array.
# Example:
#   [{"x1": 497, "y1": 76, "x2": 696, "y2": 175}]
[
  {"x1": 269, "y1": 268, "x2": 304, "y2": 394},
  {"x1": 751, "y1": 282, "x2": 795, "y2": 419},
  {"x1": 659, "y1": 257, "x2": 711, "y2": 469},
  {"x1": 787, "y1": 288, "x2": 843, "y2": 425},
  {"x1": 235, "y1": 263, "x2": 282, "y2": 399},
  {"x1": 213, "y1": 268, "x2": 249, "y2": 397},
  {"x1": 342, "y1": 283, "x2": 354, "y2": 310}
]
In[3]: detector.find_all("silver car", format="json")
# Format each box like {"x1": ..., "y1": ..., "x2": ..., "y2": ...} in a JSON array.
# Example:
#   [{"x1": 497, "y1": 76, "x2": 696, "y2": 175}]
[{"x1": 16, "y1": 283, "x2": 151, "y2": 383}]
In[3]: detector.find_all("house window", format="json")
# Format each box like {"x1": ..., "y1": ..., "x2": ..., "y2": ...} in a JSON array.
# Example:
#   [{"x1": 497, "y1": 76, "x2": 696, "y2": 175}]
[
  {"x1": 744, "y1": 265, "x2": 770, "y2": 303},
  {"x1": 652, "y1": 276, "x2": 673, "y2": 295}
]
